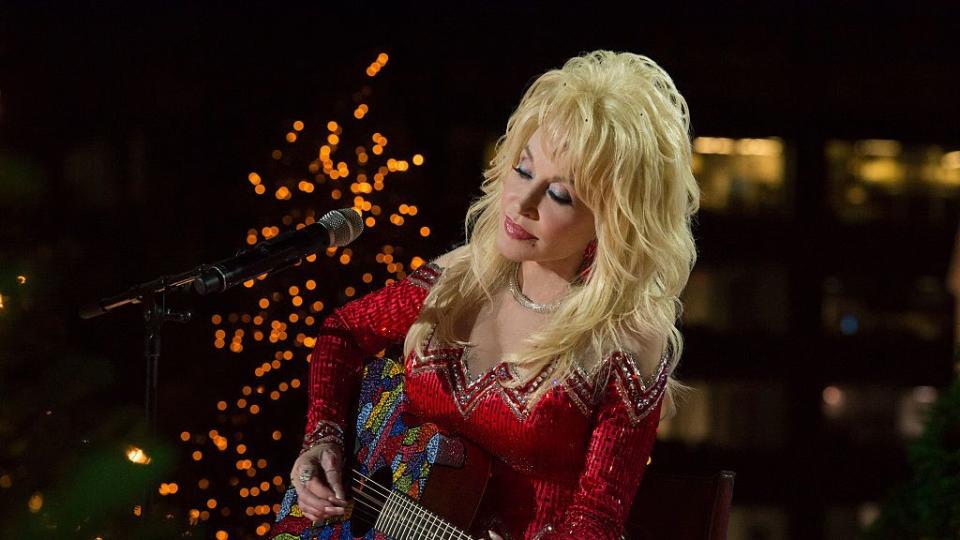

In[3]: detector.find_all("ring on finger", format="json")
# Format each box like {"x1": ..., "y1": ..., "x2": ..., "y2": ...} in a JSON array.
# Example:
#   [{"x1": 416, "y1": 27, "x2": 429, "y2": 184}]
[{"x1": 297, "y1": 467, "x2": 314, "y2": 486}]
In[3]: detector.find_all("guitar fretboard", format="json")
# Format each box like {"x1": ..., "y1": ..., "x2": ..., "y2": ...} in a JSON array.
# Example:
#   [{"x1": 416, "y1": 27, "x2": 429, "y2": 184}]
[{"x1": 374, "y1": 490, "x2": 474, "y2": 540}]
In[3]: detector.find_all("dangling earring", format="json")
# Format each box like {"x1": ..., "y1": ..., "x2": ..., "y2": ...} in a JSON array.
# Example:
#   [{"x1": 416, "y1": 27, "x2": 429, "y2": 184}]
[{"x1": 575, "y1": 238, "x2": 597, "y2": 283}]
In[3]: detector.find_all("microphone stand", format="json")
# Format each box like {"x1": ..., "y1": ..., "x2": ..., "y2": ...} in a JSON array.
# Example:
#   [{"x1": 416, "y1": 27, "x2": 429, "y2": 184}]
[
  {"x1": 78, "y1": 207, "x2": 363, "y2": 514},
  {"x1": 80, "y1": 267, "x2": 210, "y2": 513},
  {"x1": 82, "y1": 259, "x2": 311, "y2": 515},
  {"x1": 82, "y1": 266, "x2": 209, "y2": 431},
  {"x1": 80, "y1": 211, "x2": 354, "y2": 432}
]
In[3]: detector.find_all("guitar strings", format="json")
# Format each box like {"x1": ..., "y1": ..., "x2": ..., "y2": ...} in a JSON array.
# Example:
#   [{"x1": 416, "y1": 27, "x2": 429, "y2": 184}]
[
  {"x1": 301, "y1": 472, "x2": 385, "y2": 523},
  {"x1": 344, "y1": 482, "x2": 385, "y2": 523},
  {"x1": 295, "y1": 448, "x2": 472, "y2": 538},
  {"x1": 340, "y1": 476, "x2": 444, "y2": 538},
  {"x1": 338, "y1": 469, "x2": 471, "y2": 540},
  {"x1": 353, "y1": 474, "x2": 470, "y2": 540},
  {"x1": 344, "y1": 479, "x2": 383, "y2": 514},
  {"x1": 298, "y1": 462, "x2": 473, "y2": 539},
  {"x1": 304, "y1": 480, "x2": 381, "y2": 528}
]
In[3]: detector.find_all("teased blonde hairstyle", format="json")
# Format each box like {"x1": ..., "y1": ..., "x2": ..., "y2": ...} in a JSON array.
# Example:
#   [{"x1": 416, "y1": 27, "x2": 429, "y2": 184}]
[{"x1": 403, "y1": 50, "x2": 700, "y2": 417}]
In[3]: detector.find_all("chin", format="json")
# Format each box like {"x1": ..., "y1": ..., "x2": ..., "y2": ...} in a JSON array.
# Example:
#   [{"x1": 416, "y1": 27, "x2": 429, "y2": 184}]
[{"x1": 494, "y1": 234, "x2": 529, "y2": 263}]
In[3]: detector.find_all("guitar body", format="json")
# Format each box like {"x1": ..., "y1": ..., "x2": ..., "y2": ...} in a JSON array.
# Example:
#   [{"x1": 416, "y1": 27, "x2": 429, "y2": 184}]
[{"x1": 271, "y1": 357, "x2": 492, "y2": 540}]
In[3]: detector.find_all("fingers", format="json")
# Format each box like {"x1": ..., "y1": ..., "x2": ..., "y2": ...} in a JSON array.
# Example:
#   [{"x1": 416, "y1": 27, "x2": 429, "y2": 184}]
[
  {"x1": 290, "y1": 461, "x2": 343, "y2": 521},
  {"x1": 294, "y1": 485, "x2": 327, "y2": 521},
  {"x1": 306, "y1": 478, "x2": 347, "y2": 507},
  {"x1": 488, "y1": 530, "x2": 504, "y2": 540},
  {"x1": 323, "y1": 466, "x2": 345, "y2": 501},
  {"x1": 289, "y1": 446, "x2": 347, "y2": 522},
  {"x1": 310, "y1": 448, "x2": 347, "y2": 505},
  {"x1": 294, "y1": 478, "x2": 328, "y2": 519},
  {"x1": 297, "y1": 474, "x2": 347, "y2": 520}
]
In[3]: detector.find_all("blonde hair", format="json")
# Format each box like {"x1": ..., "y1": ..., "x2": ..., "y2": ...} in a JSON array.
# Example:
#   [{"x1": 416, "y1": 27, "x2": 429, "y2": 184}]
[{"x1": 403, "y1": 50, "x2": 700, "y2": 417}]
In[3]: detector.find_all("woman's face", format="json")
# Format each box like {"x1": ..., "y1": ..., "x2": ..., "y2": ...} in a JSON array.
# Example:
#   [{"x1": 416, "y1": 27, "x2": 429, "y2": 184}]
[{"x1": 496, "y1": 127, "x2": 596, "y2": 278}]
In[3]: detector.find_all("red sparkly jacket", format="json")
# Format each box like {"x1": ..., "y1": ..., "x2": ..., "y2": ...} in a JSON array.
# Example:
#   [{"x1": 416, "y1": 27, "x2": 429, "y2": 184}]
[{"x1": 305, "y1": 262, "x2": 670, "y2": 540}]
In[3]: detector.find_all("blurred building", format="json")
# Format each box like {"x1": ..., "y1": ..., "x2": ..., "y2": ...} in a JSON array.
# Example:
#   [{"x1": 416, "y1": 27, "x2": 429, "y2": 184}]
[{"x1": 653, "y1": 135, "x2": 958, "y2": 539}]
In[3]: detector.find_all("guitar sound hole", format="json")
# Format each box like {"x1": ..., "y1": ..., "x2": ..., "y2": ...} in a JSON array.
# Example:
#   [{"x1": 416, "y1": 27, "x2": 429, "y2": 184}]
[{"x1": 348, "y1": 466, "x2": 394, "y2": 537}]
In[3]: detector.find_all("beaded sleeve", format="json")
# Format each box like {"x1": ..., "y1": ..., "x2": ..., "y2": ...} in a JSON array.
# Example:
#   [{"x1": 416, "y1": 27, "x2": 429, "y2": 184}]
[
  {"x1": 302, "y1": 262, "x2": 443, "y2": 452},
  {"x1": 538, "y1": 348, "x2": 671, "y2": 540}
]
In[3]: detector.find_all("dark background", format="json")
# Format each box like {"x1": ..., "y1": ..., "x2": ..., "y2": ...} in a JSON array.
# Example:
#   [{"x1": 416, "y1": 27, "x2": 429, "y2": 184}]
[{"x1": 2, "y1": 3, "x2": 959, "y2": 539}]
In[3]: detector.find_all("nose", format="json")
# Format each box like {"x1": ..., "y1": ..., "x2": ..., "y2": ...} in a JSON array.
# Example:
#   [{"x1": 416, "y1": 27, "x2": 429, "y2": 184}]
[{"x1": 516, "y1": 182, "x2": 542, "y2": 221}]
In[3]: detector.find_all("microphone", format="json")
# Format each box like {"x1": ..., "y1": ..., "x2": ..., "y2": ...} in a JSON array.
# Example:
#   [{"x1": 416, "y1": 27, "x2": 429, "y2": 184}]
[{"x1": 192, "y1": 208, "x2": 364, "y2": 295}]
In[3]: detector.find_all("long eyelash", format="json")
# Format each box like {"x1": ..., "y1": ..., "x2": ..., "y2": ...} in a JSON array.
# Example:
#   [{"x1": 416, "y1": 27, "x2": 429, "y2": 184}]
[
  {"x1": 512, "y1": 166, "x2": 532, "y2": 179},
  {"x1": 549, "y1": 191, "x2": 573, "y2": 205}
]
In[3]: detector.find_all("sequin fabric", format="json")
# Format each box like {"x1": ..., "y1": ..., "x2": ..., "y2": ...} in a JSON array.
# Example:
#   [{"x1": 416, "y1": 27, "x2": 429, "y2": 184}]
[
  {"x1": 277, "y1": 357, "x2": 446, "y2": 540},
  {"x1": 301, "y1": 419, "x2": 344, "y2": 455},
  {"x1": 303, "y1": 262, "x2": 668, "y2": 540}
]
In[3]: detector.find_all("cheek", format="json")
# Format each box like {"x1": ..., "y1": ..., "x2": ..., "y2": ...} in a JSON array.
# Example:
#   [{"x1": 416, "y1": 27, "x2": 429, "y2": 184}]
[
  {"x1": 553, "y1": 214, "x2": 595, "y2": 249},
  {"x1": 540, "y1": 212, "x2": 580, "y2": 241},
  {"x1": 577, "y1": 215, "x2": 596, "y2": 239},
  {"x1": 501, "y1": 179, "x2": 521, "y2": 201}
]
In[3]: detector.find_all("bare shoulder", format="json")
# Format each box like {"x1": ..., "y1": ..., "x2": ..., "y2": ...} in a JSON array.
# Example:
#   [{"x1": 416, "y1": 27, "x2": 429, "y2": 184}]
[
  {"x1": 619, "y1": 330, "x2": 669, "y2": 378},
  {"x1": 430, "y1": 244, "x2": 470, "y2": 270}
]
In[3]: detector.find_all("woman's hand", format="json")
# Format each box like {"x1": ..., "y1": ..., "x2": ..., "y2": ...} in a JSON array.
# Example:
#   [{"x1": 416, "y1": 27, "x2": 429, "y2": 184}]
[
  {"x1": 289, "y1": 443, "x2": 349, "y2": 522},
  {"x1": 485, "y1": 530, "x2": 504, "y2": 540}
]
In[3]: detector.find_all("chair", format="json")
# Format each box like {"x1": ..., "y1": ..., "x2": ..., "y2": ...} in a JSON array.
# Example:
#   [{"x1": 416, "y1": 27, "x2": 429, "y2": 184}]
[{"x1": 624, "y1": 470, "x2": 736, "y2": 540}]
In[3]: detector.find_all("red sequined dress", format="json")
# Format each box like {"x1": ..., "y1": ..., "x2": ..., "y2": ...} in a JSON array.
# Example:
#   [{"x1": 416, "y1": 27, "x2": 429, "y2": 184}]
[{"x1": 304, "y1": 262, "x2": 670, "y2": 540}]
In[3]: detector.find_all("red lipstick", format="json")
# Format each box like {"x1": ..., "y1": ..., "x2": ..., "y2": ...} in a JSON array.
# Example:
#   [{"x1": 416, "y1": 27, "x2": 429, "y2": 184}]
[{"x1": 505, "y1": 216, "x2": 537, "y2": 240}]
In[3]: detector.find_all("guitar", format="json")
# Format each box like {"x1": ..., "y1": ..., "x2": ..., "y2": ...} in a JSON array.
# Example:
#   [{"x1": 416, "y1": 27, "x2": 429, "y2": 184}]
[{"x1": 271, "y1": 356, "x2": 493, "y2": 540}]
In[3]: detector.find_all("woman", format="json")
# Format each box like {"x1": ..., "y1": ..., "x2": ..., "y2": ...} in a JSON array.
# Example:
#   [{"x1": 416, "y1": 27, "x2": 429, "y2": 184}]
[{"x1": 282, "y1": 50, "x2": 699, "y2": 540}]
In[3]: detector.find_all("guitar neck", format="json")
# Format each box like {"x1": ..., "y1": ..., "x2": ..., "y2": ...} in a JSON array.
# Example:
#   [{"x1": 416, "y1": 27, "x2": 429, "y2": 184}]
[
  {"x1": 350, "y1": 466, "x2": 476, "y2": 540},
  {"x1": 375, "y1": 491, "x2": 475, "y2": 540}
]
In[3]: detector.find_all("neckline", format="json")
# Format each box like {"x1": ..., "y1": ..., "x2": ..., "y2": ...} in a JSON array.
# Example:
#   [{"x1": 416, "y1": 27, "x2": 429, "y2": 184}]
[
  {"x1": 424, "y1": 321, "x2": 557, "y2": 388},
  {"x1": 416, "y1": 324, "x2": 603, "y2": 421},
  {"x1": 459, "y1": 344, "x2": 519, "y2": 384}
]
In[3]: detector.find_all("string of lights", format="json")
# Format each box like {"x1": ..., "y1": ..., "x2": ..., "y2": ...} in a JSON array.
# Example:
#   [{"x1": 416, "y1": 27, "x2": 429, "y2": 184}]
[{"x1": 137, "y1": 51, "x2": 434, "y2": 538}]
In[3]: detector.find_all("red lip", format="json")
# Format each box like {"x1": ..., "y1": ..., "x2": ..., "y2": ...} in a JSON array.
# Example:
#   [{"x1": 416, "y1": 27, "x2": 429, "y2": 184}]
[{"x1": 505, "y1": 215, "x2": 537, "y2": 240}]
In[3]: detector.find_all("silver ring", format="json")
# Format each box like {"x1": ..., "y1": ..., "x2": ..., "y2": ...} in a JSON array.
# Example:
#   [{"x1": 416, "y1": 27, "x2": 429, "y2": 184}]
[{"x1": 298, "y1": 468, "x2": 314, "y2": 486}]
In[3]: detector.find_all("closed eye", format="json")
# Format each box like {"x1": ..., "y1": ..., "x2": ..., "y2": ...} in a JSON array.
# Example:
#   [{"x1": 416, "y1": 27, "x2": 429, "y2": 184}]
[
  {"x1": 513, "y1": 166, "x2": 533, "y2": 180},
  {"x1": 512, "y1": 166, "x2": 572, "y2": 205},
  {"x1": 547, "y1": 189, "x2": 573, "y2": 204}
]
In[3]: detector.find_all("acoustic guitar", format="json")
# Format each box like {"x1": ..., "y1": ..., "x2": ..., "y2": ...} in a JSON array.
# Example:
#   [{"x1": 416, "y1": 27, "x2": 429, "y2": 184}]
[{"x1": 270, "y1": 356, "x2": 493, "y2": 540}]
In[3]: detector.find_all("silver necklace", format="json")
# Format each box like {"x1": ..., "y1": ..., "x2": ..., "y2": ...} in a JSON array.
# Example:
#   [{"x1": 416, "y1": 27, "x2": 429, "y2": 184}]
[{"x1": 508, "y1": 263, "x2": 563, "y2": 314}]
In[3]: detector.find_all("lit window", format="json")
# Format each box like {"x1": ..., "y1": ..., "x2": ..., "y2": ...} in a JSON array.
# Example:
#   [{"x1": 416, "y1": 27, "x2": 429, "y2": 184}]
[
  {"x1": 826, "y1": 139, "x2": 960, "y2": 223},
  {"x1": 692, "y1": 136, "x2": 789, "y2": 214}
]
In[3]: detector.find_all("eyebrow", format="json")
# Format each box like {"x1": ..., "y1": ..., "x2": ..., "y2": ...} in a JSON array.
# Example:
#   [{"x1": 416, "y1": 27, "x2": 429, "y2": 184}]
[{"x1": 522, "y1": 145, "x2": 572, "y2": 185}]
